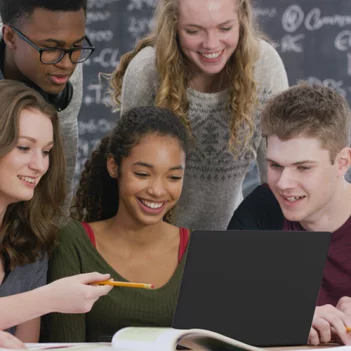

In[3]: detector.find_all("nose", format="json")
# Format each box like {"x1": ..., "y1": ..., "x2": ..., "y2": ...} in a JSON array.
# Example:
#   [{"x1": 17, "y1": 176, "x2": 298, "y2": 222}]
[
  {"x1": 203, "y1": 31, "x2": 220, "y2": 50},
  {"x1": 28, "y1": 151, "x2": 47, "y2": 174},
  {"x1": 55, "y1": 52, "x2": 75, "y2": 70},
  {"x1": 147, "y1": 177, "x2": 167, "y2": 198},
  {"x1": 276, "y1": 168, "x2": 296, "y2": 190}
]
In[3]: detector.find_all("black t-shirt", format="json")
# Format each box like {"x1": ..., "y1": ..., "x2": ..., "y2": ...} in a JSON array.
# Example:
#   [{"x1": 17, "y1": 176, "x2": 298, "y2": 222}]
[{"x1": 227, "y1": 184, "x2": 284, "y2": 230}]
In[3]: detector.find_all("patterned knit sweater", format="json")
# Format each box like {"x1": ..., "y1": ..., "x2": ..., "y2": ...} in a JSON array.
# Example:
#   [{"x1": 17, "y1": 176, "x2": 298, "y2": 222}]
[{"x1": 120, "y1": 40, "x2": 289, "y2": 230}]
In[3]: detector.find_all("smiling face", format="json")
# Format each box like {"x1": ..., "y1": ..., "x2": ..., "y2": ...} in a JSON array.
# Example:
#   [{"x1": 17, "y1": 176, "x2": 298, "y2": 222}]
[
  {"x1": 266, "y1": 135, "x2": 346, "y2": 226},
  {"x1": 177, "y1": 0, "x2": 240, "y2": 77},
  {"x1": 4, "y1": 7, "x2": 86, "y2": 94},
  {"x1": 108, "y1": 133, "x2": 186, "y2": 227},
  {"x1": 0, "y1": 108, "x2": 53, "y2": 209}
]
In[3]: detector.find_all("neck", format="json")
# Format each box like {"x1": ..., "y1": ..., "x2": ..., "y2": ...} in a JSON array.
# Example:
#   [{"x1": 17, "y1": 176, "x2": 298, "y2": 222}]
[
  {"x1": 0, "y1": 204, "x2": 8, "y2": 228},
  {"x1": 300, "y1": 179, "x2": 351, "y2": 232},
  {"x1": 103, "y1": 212, "x2": 167, "y2": 247},
  {"x1": 3, "y1": 46, "x2": 29, "y2": 82},
  {"x1": 189, "y1": 65, "x2": 226, "y2": 93}
]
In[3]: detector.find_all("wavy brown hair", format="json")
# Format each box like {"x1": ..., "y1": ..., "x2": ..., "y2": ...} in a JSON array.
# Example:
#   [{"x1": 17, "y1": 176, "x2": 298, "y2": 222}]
[
  {"x1": 110, "y1": 0, "x2": 261, "y2": 153},
  {"x1": 0, "y1": 80, "x2": 66, "y2": 268},
  {"x1": 71, "y1": 106, "x2": 188, "y2": 223}
]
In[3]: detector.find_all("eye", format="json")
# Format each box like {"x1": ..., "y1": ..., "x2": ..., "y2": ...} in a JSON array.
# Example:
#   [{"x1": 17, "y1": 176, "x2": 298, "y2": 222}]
[
  {"x1": 169, "y1": 175, "x2": 183, "y2": 181},
  {"x1": 185, "y1": 29, "x2": 199, "y2": 35},
  {"x1": 269, "y1": 163, "x2": 282, "y2": 169},
  {"x1": 297, "y1": 166, "x2": 311, "y2": 171},
  {"x1": 17, "y1": 146, "x2": 29, "y2": 152},
  {"x1": 220, "y1": 26, "x2": 232, "y2": 32},
  {"x1": 134, "y1": 172, "x2": 149, "y2": 178},
  {"x1": 42, "y1": 150, "x2": 51, "y2": 156}
]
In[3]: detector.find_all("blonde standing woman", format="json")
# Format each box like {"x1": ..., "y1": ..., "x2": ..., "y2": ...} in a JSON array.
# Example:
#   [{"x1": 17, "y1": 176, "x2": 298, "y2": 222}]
[{"x1": 110, "y1": 0, "x2": 289, "y2": 230}]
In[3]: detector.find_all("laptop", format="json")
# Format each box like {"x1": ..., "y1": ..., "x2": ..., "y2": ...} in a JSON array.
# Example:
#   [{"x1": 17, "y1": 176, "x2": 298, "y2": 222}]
[{"x1": 172, "y1": 230, "x2": 331, "y2": 347}]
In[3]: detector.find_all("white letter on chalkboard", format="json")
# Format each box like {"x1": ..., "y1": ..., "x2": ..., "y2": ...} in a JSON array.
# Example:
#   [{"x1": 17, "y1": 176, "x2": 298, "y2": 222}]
[
  {"x1": 335, "y1": 30, "x2": 351, "y2": 51},
  {"x1": 282, "y1": 5, "x2": 304, "y2": 33}
]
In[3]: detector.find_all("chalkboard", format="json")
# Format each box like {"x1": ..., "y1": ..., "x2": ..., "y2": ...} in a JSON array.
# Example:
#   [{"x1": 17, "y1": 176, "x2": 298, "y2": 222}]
[{"x1": 78, "y1": 0, "x2": 351, "y2": 190}]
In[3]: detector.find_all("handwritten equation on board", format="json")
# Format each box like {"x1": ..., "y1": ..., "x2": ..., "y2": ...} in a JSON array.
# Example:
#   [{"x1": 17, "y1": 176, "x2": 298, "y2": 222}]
[{"x1": 75, "y1": 0, "x2": 351, "y2": 182}]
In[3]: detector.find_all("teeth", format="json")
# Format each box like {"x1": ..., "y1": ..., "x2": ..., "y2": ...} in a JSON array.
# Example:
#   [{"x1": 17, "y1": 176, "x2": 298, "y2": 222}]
[
  {"x1": 285, "y1": 196, "x2": 304, "y2": 202},
  {"x1": 18, "y1": 176, "x2": 35, "y2": 184},
  {"x1": 200, "y1": 51, "x2": 222, "y2": 59},
  {"x1": 140, "y1": 199, "x2": 163, "y2": 209}
]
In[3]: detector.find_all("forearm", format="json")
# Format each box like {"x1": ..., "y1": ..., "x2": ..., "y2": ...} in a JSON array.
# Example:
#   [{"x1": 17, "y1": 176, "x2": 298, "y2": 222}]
[{"x1": 0, "y1": 285, "x2": 53, "y2": 330}]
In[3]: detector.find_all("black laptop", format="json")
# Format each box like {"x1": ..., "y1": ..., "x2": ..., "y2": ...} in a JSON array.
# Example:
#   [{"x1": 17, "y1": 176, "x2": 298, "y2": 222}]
[{"x1": 172, "y1": 230, "x2": 331, "y2": 347}]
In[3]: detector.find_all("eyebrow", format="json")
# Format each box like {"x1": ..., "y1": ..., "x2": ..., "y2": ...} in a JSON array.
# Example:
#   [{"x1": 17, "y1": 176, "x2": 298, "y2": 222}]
[
  {"x1": 19, "y1": 136, "x2": 54, "y2": 147},
  {"x1": 266, "y1": 158, "x2": 318, "y2": 166},
  {"x1": 40, "y1": 36, "x2": 86, "y2": 46},
  {"x1": 186, "y1": 19, "x2": 235, "y2": 28},
  {"x1": 132, "y1": 161, "x2": 184, "y2": 171}
]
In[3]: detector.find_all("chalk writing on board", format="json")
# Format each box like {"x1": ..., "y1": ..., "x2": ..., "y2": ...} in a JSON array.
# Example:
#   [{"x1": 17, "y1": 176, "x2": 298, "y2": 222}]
[
  {"x1": 127, "y1": 0, "x2": 157, "y2": 11},
  {"x1": 87, "y1": 0, "x2": 120, "y2": 9},
  {"x1": 307, "y1": 77, "x2": 347, "y2": 98},
  {"x1": 282, "y1": 5, "x2": 351, "y2": 33},
  {"x1": 335, "y1": 30, "x2": 351, "y2": 51}
]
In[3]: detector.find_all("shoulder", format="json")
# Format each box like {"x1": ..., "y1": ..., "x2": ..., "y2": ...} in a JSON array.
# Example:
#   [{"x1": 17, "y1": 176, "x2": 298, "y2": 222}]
[
  {"x1": 256, "y1": 39, "x2": 283, "y2": 65},
  {"x1": 254, "y1": 39, "x2": 289, "y2": 91},
  {"x1": 125, "y1": 46, "x2": 157, "y2": 81},
  {"x1": 56, "y1": 220, "x2": 86, "y2": 245},
  {"x1": 227, "y1": 184, "x2": 284, "y2": 230},
  {"x1": 68, "y1": 62, "x2": 82, "y2": 86}
]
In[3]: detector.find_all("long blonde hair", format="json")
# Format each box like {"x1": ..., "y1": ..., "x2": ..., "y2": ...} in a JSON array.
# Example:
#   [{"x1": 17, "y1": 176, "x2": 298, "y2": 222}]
[{"x1": 110, "y1": 0, "x2": 261, "y2": 153}]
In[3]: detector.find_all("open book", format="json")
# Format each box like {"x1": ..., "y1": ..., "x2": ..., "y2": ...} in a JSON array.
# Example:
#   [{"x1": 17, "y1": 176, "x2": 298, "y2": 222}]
[{"x1": 111, "y1": 327, "x2": 264, "y2": 351}]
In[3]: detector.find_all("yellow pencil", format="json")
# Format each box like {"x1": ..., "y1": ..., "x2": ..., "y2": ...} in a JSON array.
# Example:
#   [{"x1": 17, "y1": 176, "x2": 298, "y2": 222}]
[
  {"x1": 346, "y1": 327, "x2": 351, "y2": 333},
  {"x1": 92, "y1": 280, "x2": 154, "y2": 289}
]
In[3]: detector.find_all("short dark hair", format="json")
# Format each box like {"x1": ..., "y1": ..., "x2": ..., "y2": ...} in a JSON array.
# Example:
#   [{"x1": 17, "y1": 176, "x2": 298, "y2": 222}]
[
  {"x1": 262, "y1": 81, "x2": 351, "y2": 162},
  {"x1": 0, "y1": 0, "x2": 87, "y2": 26},
  {"x1": 72, "y1": 106, "x2": 189, "y2": 222}
]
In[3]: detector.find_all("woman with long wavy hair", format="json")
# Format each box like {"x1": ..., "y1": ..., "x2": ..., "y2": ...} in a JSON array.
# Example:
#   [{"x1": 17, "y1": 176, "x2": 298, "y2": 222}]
[
  {"x1": 110, "y1": 0, "x2": 289, "y2": 230},
  {"x1": 0, "y1": 80, "x2": 112, "y2": 347}
]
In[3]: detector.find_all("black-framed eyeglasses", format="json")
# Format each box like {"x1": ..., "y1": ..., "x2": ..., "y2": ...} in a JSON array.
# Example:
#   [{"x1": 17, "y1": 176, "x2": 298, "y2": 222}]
[{"x1": 10, "y1": 25, "x2": 95, "y2": 64}]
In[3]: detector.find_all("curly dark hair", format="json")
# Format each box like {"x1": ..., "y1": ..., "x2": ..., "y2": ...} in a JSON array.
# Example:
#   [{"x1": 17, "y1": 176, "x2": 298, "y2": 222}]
[
  {"x1": 72, "y1": 106, "x2": 189, "y2": 222},
  {"x1": 0, "y1": 0, "x2": 87, "y2": 26}
]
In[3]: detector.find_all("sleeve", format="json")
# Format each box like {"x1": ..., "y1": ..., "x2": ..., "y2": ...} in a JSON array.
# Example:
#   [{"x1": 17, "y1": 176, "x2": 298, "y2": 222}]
[
  {"x1": 254, "y1": 40, "x2": 289, "y2": 183},
  {"x1": 120, "y1": 47, "x2": 158, "y2": 116},
  {"x1": 58, "y1": 64, "x2": 83, "y2": 215},
  {"x1": 40, "y1": 225, "x2": 86, "y2": 342},
  {"x1": 227, "y1": 185, "x2": 284, "y2": 230}
]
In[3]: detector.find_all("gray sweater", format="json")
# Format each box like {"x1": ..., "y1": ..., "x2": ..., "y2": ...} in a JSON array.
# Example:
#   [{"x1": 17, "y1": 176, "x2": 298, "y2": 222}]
[{"x1": 121, "y1": 40, "x2": 289, "y2": 230}]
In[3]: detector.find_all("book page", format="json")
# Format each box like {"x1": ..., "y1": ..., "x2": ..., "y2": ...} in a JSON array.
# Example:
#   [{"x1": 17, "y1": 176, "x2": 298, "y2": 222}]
[{"x1": 112, "y1": 327, "x2": 186, "y2": 351}]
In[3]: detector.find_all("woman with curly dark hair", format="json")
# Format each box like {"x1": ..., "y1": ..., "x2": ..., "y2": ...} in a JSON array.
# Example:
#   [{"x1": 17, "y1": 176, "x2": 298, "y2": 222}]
[
  {"x1": 0, "y1": 80, "x2": 112, "y2": 347},
  {"x1": 43, "y1": 106, "x2": 190, "y2": 342}
]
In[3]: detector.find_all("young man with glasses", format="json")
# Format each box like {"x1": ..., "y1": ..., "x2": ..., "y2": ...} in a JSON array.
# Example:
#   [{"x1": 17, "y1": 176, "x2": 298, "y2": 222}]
[{"x1": 0, "y1": 0, "x2": 94, "y2": 212}]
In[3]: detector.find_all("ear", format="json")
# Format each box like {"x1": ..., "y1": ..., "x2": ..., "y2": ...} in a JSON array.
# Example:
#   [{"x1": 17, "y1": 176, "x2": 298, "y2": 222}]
[
  {"x1": 2, "y1": 25, "x2": 16, "y2": 49},
  {"x1": 335, "y1": 147, "x2": 351, "y2": 177},
  {"x1": 106, "y1": 154, "x2": 118, "y2": 179}
]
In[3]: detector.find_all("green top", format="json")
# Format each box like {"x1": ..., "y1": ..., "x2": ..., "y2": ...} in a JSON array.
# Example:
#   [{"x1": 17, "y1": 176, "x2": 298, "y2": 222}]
[{"x1": 41, "y1": 220, "x2": 187, "y2": 342}]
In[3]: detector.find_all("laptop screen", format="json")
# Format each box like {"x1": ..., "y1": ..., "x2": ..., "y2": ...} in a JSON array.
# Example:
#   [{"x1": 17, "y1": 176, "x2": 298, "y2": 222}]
[{"x1": 172, "y1": 230, "x2": 331, "y2": 347}]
